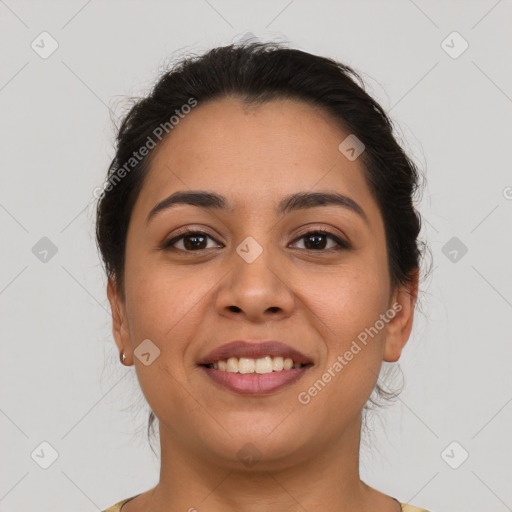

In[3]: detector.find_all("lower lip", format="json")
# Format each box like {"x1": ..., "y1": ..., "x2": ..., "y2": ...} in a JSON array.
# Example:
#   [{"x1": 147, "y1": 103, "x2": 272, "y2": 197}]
[{"x1": 200, "y1": 365, "x2": 312, "y2": 395}]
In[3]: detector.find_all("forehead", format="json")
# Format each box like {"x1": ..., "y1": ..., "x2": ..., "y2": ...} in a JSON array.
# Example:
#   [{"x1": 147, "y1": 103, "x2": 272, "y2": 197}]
[{"x1": 133, "y1": 96, "x2": 376, "y2": 219}]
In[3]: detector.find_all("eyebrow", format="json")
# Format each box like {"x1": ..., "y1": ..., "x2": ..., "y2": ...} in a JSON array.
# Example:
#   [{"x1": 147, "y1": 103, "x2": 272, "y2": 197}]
[{"x1": 146, "y1": 190, "x2": 368, "y2": 225}]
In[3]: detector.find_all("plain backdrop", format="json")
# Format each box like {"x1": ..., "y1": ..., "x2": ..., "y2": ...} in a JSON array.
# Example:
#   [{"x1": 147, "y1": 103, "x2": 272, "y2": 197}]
[{"x1": 1, "y1": 1, "x2": 511, "y2": 511}]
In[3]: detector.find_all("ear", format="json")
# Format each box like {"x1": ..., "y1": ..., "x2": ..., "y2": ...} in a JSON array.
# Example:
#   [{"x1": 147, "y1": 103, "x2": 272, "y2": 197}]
[
  {"x1": 107, "y1": 277, "x2": 131, "y2": 364},
  {"x1": 383, "y1": 269, "x2": 419, "y2": 362}
]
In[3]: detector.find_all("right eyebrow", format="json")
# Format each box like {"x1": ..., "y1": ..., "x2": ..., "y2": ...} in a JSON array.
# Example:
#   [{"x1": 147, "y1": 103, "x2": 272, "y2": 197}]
[{"x1": 146, "y1": 191, "x2": 228, "y2": 225}]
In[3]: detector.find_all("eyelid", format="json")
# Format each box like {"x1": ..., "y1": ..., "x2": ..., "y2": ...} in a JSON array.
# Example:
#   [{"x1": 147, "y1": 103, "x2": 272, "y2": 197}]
[
  {"x1": 162, "y1": 226, "x2": 351, "y2": 252},
  {"x1": 292, "y1": 221, "x2": 351, "y2": 243},
  {"x1": 161, "y1": 227, "x2": 223, "y2": 250},
  {"x1": 289, "y1": 227, "x2": 351, "y2": 250}
]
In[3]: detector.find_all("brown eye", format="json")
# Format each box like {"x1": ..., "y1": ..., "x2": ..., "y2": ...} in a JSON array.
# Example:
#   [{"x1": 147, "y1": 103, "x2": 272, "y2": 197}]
[
  {"x1": 163, "y1": 231, "x2": 223, "y2": 251},
  {"x1": 290, "y1": 230, "x2": 350, "y2": 251}
]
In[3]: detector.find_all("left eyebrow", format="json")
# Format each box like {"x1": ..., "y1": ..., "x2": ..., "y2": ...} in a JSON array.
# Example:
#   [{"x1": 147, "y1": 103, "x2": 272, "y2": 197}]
[
  {"x1": 277, "y1": 191, "x2": 368, "y2": 224},
  {"x1": 146, "y1": 190, "x2": 368, "y2": 225}
]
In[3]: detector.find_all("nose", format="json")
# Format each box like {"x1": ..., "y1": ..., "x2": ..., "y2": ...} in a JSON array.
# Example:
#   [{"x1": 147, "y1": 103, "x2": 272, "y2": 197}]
[{"x1": 213, "y1": 241, "x2": 295, "y2": 323}]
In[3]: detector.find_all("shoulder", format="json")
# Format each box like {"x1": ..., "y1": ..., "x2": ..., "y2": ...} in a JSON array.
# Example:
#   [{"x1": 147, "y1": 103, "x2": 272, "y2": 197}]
[
  {"x1": 401, "y1": 504, "x2": 432, "y2": 512},
  {"x1": 102, "y1": 495, "x2": 140, "y2": 512}
]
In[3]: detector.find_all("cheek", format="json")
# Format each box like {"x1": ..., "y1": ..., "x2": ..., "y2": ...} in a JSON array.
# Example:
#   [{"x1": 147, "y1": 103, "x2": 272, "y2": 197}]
[
  {"x1": 293, "y1": 268, "x2": 390, "y2": 422},
  {"x1": 122, "y1": 255, "x2": 213, "y2": 422},
  {"x1": 123, "y1": 251, "x2": 213, "y2": 354},
  {"x1": 299, "y1": 261, "x2": 390, "y2": 344}
]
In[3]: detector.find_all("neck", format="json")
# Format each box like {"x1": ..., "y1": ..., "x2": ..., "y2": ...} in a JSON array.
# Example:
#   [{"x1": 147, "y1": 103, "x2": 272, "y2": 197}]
[{"x1": 143, "y1": 414, "x2": 397, "y2": 512}]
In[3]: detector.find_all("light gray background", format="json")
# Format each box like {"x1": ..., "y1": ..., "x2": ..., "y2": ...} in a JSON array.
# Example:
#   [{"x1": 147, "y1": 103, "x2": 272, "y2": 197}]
[{"x1": 1, "y1": 1, "x2": 511, "y2": 511}]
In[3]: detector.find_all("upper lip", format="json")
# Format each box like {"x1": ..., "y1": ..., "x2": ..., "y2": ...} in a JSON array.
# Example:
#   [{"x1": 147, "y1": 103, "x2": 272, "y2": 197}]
[{"x1": 197, "y1": 340, "x2": 313, "y2": 365}]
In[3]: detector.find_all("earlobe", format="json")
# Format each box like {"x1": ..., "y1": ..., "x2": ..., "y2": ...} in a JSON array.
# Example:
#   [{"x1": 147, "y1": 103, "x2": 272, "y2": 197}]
[
  {"x1": 383, "y1": 270, "x2": 419, "y2": 363},
  {"x1": 106, "y1": 278, "x2": 131, "y2": 361}
]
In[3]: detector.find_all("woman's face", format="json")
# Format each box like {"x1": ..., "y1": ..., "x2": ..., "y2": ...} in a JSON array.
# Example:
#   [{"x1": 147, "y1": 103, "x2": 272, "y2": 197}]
[{"x1": 109, "y1": 96, "x2": 416, "y2": 468}]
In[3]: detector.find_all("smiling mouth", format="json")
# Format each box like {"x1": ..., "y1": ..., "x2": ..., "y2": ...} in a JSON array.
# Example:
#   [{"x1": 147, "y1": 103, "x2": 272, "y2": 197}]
[
  {"x1": 202, "y1": 355, "x2": 311, "y2": 374},
  {"x1": 199, "y1": 356, "x2": 313, "y2": 395},
  {"x1": 197, "y1": 340, "x2": 314, "y2": 394}
]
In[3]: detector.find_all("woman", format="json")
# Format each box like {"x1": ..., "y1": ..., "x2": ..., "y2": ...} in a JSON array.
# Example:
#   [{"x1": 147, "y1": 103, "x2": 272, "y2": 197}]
[{"x1": 97, "y1": 41, "x2": 429, "y2": 512}]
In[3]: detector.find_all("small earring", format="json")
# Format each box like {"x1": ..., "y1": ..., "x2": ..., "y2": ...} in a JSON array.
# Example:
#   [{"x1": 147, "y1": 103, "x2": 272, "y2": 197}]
[{"x1": 120, "y1": 351, "x2": 127, "y2": 365}]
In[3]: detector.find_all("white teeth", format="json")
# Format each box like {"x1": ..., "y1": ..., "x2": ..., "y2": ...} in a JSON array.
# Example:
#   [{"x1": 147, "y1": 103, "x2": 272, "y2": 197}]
[
  {"x1": 272, "y1": 356, "x2": 284, "y2": 371},
  {"x1": 208, "y1": 355, "x2": 305, "y2": 373},
  {"x1": 226, "y1": 357, "x2": 238, "y2": 373},
  {"x1": 255, "y1": 356, "x2": 273, "y2": 374},
  {"x1": 283, "y1": 357, "x2": 293, "y2": 370},
  {"x1": 238, "y1": 357, "x2": 255, "y2": 374}
]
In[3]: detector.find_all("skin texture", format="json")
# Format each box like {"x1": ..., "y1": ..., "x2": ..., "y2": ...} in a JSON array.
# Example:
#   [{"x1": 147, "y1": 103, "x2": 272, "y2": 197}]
[{"x1": 107, "y1": 97, "x2": 418, "y2": 512}]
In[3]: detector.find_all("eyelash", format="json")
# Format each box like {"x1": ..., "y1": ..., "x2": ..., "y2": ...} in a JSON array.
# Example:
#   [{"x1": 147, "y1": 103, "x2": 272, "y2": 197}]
[{"x1": 161, "y1": 229, "x2": 351, "y2": 253}]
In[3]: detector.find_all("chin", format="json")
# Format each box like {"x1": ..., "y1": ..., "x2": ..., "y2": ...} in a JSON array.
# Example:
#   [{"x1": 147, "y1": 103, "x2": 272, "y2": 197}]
[{"x1": 198, "y1": 422, "x2": 316, "y2": 471}]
